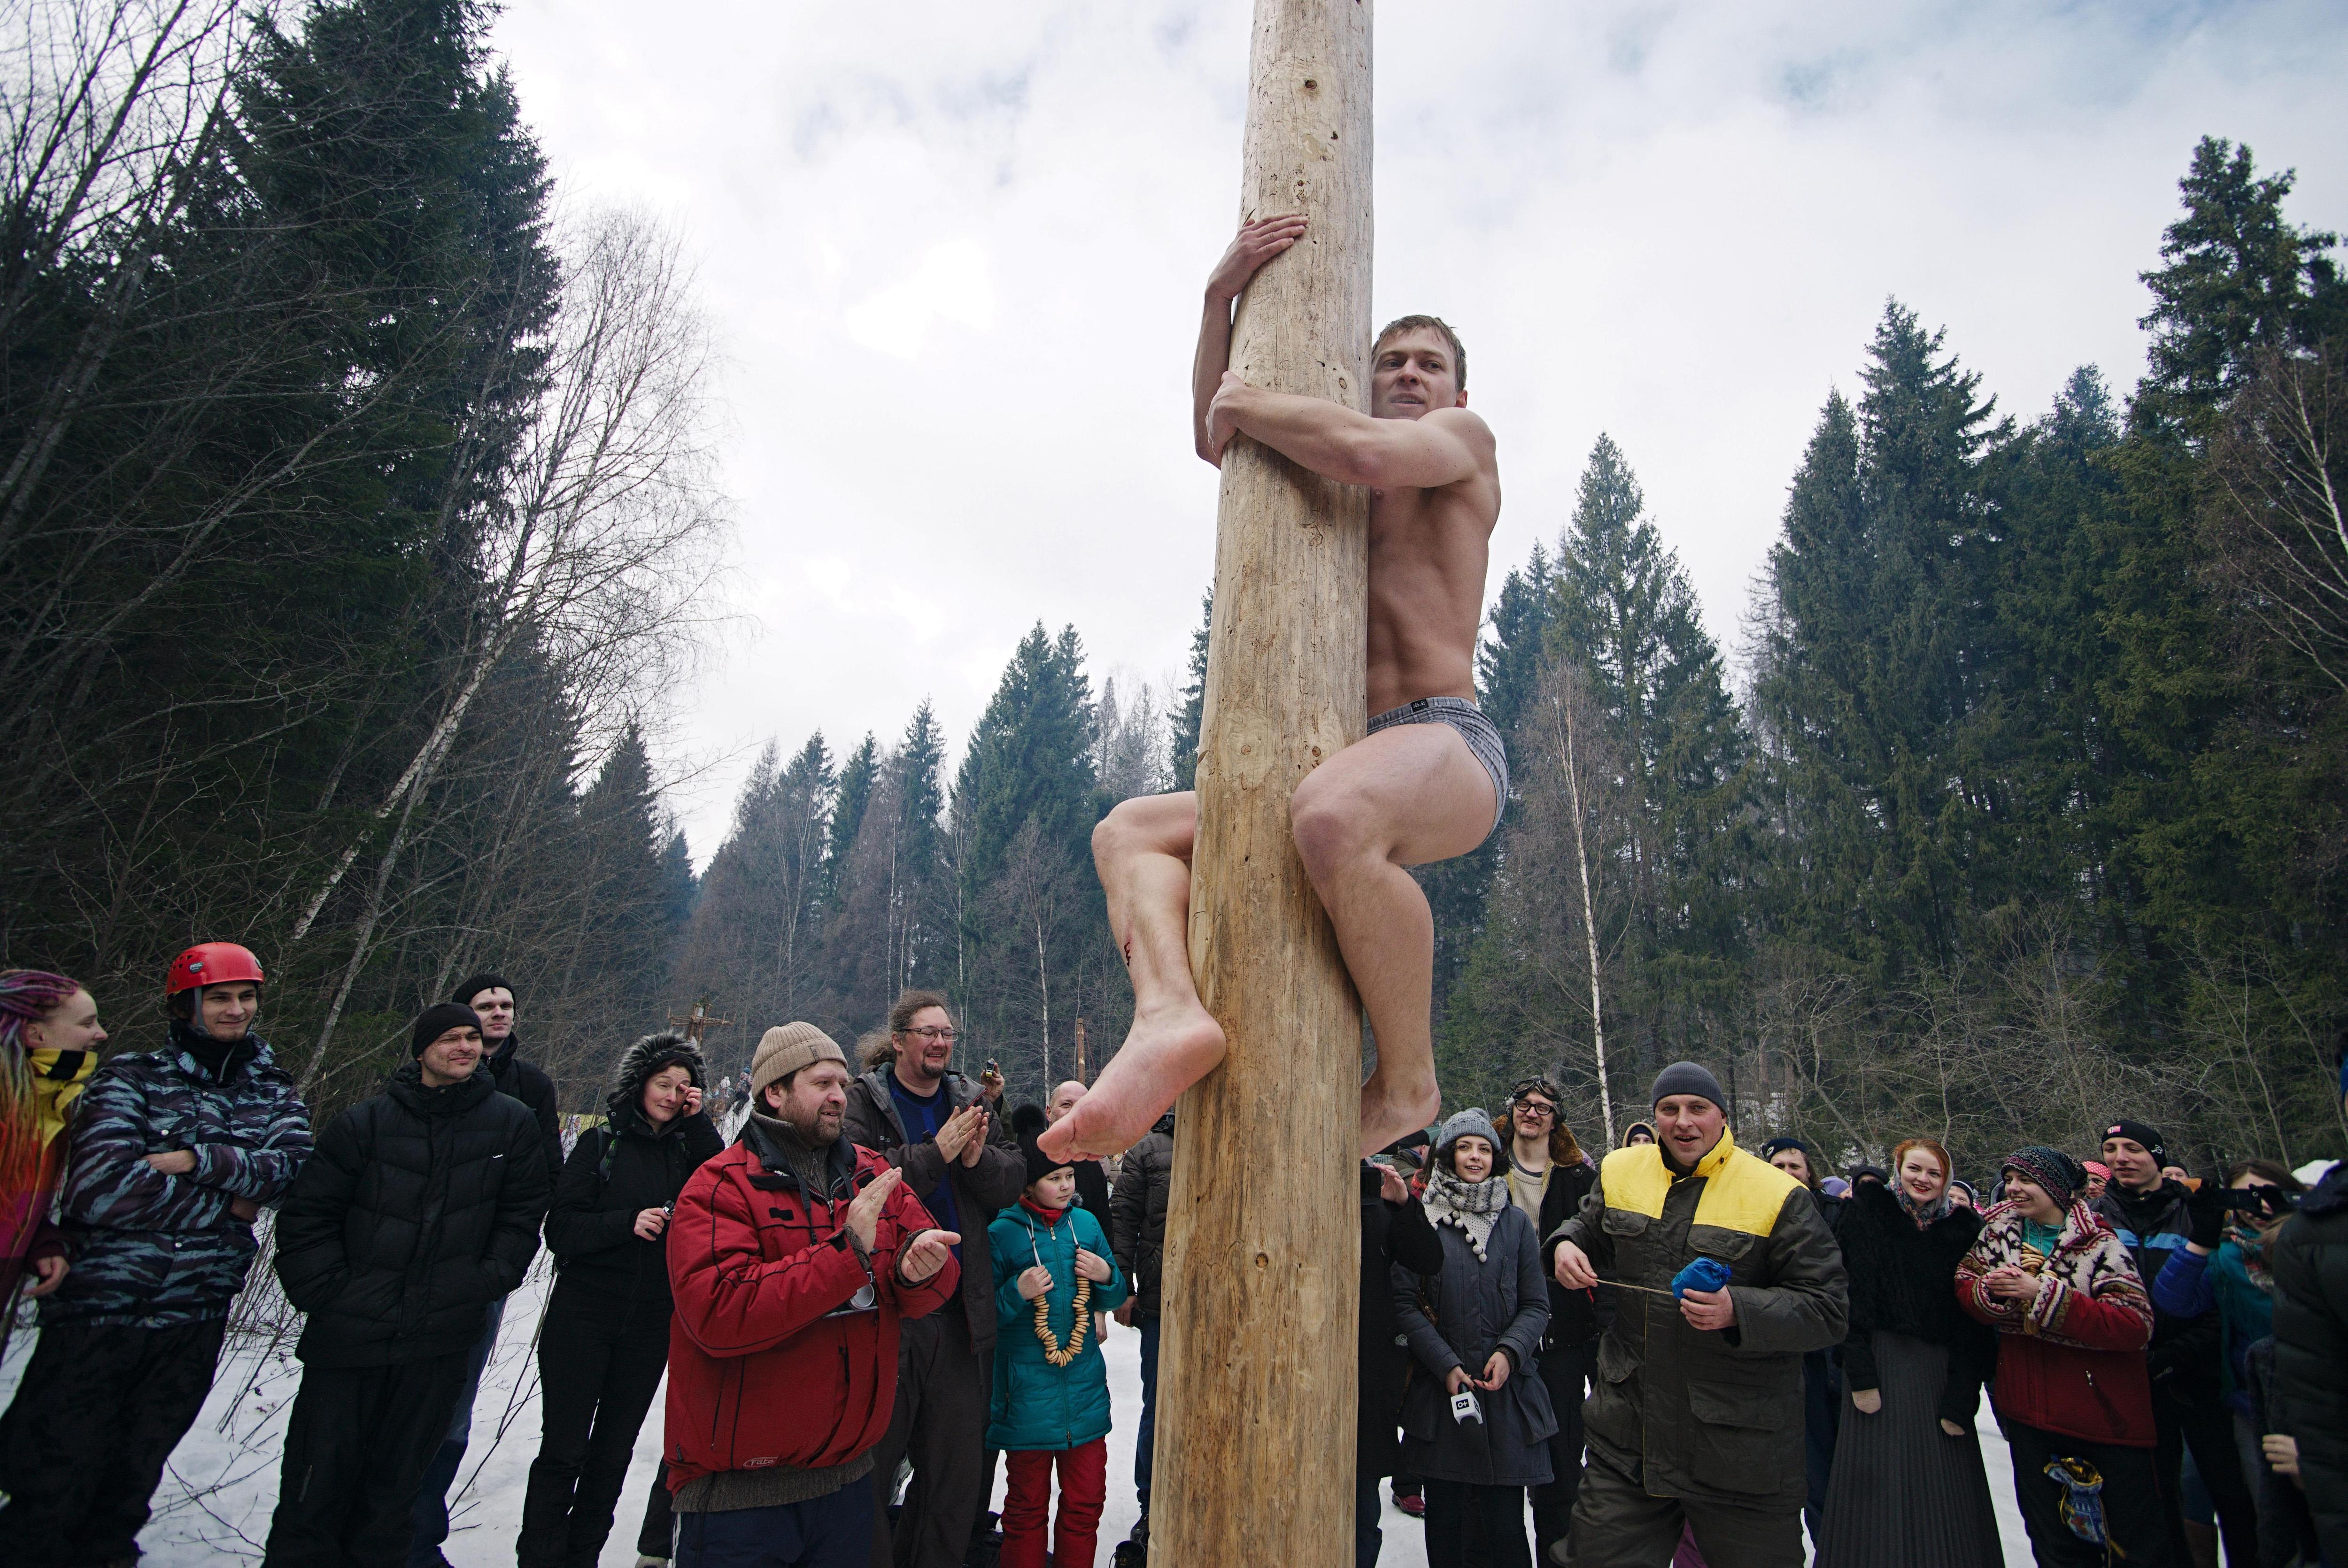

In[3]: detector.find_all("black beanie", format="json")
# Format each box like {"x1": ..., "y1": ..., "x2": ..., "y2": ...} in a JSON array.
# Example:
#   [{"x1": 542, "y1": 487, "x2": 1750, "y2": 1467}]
[
  {"x1": 1649, "y1": 1060, "x2": 1726, "y2": 1110},
  {"x1": 1022, "y1": 1132, "x2": 1073, "y2": 1187},
  {"x1": 2102, "y1": 1119, "x2": 2167, "y2": 1162},
  {"x1": 450, "y1": 972, "x2": 512, "y2": 1008},
  {"x1": 411, "y1": 1002, "x2": 484, "y2": 1059}
]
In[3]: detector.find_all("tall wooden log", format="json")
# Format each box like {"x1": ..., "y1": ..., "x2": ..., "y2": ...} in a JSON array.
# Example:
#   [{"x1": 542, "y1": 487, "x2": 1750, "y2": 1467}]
[{"x1": 1151, "y1": 2, "x2": 1371, "y2": 1562}]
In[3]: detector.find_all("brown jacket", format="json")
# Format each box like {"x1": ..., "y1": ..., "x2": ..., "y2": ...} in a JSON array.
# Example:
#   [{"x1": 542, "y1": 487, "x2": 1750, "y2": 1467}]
[{"x1": 843, "y1": 1066, "x2": 1024, "y2": 1353}]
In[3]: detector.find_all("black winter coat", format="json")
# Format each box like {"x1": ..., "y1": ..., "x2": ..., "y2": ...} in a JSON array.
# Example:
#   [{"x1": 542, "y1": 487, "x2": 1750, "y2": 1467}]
[
  {"x1": 2095, "y1": 1179, "x2": 2224, "y2": 1409},
  {"x1": 2271, "y1": 1160, "x2": 2348, "y2": 1565},
  {"x1": 544, "y1": 1105, "x2": 722, "y2": 1309},
  {"x1": 275, "y1": 1062, "x2": 551, "y2": 1367},
  {"x1": 1359, "y1": 1164, "x2": 1444, "y2": 1481},
  {"x1": 1109, "y1": 1113, "x2": 1174, "y2": 1321},
  {"x1": 1394, "y1": 1201, "x2": 1558, "y2": 1487},
  {"x1": 1836, "y1": 1182, "x2": 1996, "y2": 1429},
  {"x1": 1533, "y1": 1158, "x2": 1602, "y2": 1346},
  {"x1": 485, "y1": 1033, "x2": 564, "y2": 1183}
]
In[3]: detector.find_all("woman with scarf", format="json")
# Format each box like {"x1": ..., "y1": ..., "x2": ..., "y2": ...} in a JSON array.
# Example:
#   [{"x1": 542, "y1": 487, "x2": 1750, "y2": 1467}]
[
  {"x1": 1392, "y1": 1109, "x2": 1555, "y2": 1568},
  {"x1": 0, "y1": 943, "x2": 310, "y2": 1568},
  {"x1": 519, "y1": 1029, "x2": 721, "y2": 1568},
  {"x1": 0, "y1": 972, "x2": 104, "y2": 1324},
  {"x1": 1817, "y1": 1138, "x2": 2000, "y2": 1568},
  {"x1": 1956, "y1": 1146, "x2": 2166, "y2": 1567}
]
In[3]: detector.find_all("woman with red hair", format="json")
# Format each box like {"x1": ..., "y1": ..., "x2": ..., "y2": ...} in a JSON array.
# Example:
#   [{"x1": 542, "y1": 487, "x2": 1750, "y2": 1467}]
[{"x1": 1817, "y1": 1137, "x2": 2001, "y2": 1567}]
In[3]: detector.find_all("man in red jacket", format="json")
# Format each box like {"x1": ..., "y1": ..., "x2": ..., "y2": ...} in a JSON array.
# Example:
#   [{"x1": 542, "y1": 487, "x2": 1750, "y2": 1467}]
[{"x1": 664, "y1": 1022, "x2": 960, "y2": 1568}]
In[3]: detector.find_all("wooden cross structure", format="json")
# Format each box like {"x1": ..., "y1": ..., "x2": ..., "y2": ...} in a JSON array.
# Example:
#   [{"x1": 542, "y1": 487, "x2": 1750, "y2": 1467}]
[
  {"x1": 1153, "y1": 2, "x2": 1372, "y2": 1561},
  {"x1": 666, "y1": 998, "x2": 734, "y2": 1047}
]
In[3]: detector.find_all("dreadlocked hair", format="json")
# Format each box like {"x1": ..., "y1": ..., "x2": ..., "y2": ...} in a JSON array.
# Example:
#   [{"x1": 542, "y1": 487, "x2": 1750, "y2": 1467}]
[{"x1": 0, "y1": 971, "x2": 85, "y2": 1241}]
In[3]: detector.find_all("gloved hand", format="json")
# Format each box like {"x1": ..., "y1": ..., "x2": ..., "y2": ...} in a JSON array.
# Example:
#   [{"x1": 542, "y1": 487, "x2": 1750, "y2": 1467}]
[{"x1": 2186, "y1": 1181, "x2": 2227, "y2": 1251}]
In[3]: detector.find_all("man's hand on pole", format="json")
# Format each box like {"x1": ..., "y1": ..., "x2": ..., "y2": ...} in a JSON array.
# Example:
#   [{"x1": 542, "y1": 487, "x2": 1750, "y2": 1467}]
[{"x1": 1552, "y1": 1239, "x2": 1599, "y2": 1290}]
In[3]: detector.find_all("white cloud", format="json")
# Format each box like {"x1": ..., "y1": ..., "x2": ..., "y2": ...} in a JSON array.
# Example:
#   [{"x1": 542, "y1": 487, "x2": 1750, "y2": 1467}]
[{"x1": 490, "y1": 0, "x2": 2348, "y2": 865}]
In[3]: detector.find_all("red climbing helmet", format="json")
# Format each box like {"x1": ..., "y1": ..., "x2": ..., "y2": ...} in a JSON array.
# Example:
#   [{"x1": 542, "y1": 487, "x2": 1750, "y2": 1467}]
[{"x1": 166, "y1": 942, "x2": 266, "y2": 995}]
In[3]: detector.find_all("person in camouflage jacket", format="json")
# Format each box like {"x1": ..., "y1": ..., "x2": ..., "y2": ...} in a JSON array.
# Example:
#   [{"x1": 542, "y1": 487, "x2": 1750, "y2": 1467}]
[{"x1": 0, "y1": 945, "x2": 312, "y2": 1568}]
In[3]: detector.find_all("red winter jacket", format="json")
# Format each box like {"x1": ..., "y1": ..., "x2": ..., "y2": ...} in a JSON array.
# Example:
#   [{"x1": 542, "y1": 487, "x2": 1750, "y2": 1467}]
[
  {"x1": 1955, "y1": 1199, "x2": 2157, "y2": 1447},
  {"x1": 663, "y1": 1120, "x2": 959, "y2": 1491}
]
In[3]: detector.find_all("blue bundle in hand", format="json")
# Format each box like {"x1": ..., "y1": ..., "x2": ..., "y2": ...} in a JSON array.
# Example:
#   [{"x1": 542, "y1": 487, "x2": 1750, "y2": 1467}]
[{"x1": 1671, "y1": 1257, "x2": 1733, "y2": 1299}]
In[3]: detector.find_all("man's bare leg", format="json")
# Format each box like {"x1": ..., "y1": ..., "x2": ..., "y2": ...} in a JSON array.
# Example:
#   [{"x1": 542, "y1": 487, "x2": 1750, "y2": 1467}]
[
  {"x1": 1041, "y1": 792, "x2": 1226, "y2": 1161},
  {"x1": 1289, "y1": 724, "x2": 1496, "y2": 1157}
]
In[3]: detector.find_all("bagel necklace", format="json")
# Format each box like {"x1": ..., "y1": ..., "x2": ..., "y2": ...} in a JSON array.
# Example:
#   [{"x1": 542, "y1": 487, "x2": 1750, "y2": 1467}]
[{"x1": 1030, "y1": 1224, "x2": 1092, "y2": 1367}]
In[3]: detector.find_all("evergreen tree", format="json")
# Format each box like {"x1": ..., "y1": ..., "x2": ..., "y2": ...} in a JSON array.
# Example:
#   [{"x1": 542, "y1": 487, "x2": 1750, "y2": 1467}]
[
  {"x1": 1169, "y1": 590, "x2": 1212, "y2": 791},
  {"x1": 821, "y1": 734, "x2": 879, "y2": 908}
]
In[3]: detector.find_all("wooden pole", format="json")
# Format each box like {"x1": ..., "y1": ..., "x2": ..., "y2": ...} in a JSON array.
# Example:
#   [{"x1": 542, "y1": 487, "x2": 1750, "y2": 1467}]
[{"x1": 1152, "y1": 2, "x2": 1371, "y2": 1562}]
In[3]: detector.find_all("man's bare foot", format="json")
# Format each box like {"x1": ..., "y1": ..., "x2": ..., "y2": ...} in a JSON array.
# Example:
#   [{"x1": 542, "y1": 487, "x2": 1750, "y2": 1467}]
[
  {"x1": 1040, "y1": 1005, "x2": 1227, "y2": 1161},
  {"x1": 1359, "y1": 1065, "x2": 1440, "y2": 1160}
]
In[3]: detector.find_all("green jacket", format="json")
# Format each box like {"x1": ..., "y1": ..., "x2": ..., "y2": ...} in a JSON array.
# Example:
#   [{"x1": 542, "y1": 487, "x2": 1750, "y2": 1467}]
[
  {"x1": 987, "y1": 1200, "x2": 1130, "y2": 1452},
  {"x1": 1550, "y1": 1130, "x2": 1848, "y2": 1511}
]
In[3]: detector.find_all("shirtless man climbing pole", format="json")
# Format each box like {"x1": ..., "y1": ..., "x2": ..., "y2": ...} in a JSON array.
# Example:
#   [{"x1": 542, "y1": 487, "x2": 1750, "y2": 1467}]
[{"x1": 1040, "y1": 213, "x2": 1502, "y2": 1165}]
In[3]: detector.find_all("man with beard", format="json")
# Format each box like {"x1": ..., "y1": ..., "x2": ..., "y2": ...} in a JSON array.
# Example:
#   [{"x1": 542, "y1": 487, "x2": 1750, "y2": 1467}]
[
  {"x1": 844, "y1": 992, "x2": 1023, "y2": 1568},
  {"x1": 407, "y1": 972, "x2": 564, "y2": 1566},
  {"x1": 663, "y1": 1023, "x2": 959, "y2": 1567}
]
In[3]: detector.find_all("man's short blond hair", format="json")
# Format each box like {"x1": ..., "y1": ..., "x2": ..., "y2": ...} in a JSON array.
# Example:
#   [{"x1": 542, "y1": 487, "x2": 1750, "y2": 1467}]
[{"x1": 1373, "y1": 314, "x2": 1466, "y2": 392}]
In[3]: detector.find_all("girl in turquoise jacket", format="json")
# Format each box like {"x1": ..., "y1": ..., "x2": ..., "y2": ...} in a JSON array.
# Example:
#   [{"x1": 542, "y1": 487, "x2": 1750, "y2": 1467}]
[{"x1": 989, "y1": 1134, "x2": 1128, "y2": 1568}]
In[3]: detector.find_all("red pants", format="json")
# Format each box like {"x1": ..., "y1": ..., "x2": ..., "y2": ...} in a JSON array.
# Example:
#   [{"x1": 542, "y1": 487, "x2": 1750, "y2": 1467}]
[{"x1": 1001, "y1": 1439, "x2": 1107, "y2": 1568}]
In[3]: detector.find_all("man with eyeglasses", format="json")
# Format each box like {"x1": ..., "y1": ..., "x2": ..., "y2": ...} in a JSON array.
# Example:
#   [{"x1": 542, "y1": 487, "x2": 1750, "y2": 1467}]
[
  {"x1": 844, "y1": 990, "x2": 1023, "y2": 1568},
  {"x1": 1499, "y1": 1077, "x2": 1601, "y2": 1560}
]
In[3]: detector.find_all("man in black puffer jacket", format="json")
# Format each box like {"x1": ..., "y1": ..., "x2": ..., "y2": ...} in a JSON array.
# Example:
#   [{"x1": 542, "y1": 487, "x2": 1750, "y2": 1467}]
[
  {"x1": 408, "y1": 970, "x2": 564, "y2": 1565},
  {"x1": 264, "y1": 1003, "x2": 551, "y2": 1568},
  {"x1": 2270, "y1": 1064, "x2": 2348, "y2": 1565},
  {"x1": 520, "y1": 1029, "x2": 722, "y2": 1568}
]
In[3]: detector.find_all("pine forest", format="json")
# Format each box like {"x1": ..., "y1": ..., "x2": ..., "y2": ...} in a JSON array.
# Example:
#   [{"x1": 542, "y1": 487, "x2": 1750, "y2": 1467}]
[{"x1": 5, "y1": 0, "x2": 2343, "y2": 1177}]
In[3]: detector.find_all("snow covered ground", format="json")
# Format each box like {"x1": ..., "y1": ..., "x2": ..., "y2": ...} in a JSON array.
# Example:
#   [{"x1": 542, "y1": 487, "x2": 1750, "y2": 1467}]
[{"x1": 0, "y1": 1266, "x2": 2040, "y2": 1565}]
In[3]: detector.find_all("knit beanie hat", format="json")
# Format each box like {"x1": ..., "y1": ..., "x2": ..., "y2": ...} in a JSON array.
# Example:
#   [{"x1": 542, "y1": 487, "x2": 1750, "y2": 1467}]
[
  {"x1": 410, "y1": 1002, "x2": 482, "y2": 1059},
  {"x1": 2102, "y1": 1119, "x2": 2167, "y2": 1163},
  {"x1": 2002, "y1": 1145, "x2": 2082, "y2": 1208},
  {"x1": 1760, "y1": 1136, "x2": 1811, "y2": 1160},
  {"x1": 1434, "y1": 1107, "x2": 1510, "y2": 1174},
  {"x1": 1022, "y1": 1131, "x2": 1073, "y2": 1187},
  {"x1": 449, "y1": 972, "x2": 512, "y2": 1008},
  {"x1": 749, "y1": 1022, "x2": 847, "y2": 1102},
  {"x1": 1649, "y1": 1060, "x2": 1725, "y2": 1110}
]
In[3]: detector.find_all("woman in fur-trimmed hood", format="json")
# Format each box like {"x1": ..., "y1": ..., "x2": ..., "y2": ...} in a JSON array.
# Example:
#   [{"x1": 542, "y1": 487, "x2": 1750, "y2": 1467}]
[{"x1": 518, "y1": 1031, "x2": 722, "y2": 1568}]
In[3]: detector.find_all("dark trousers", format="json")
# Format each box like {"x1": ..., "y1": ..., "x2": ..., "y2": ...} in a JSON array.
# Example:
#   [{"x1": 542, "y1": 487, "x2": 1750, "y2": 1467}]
[
  {"x1": 641, "y1": 1463, "x2": 679, "y2": 1558},
  {"x1": 2001, "y1": 1415, "x2": 2176, "y2": 1568},
  {"x1": 0, "y1": 1315, "x2": 228, "y2": 1567},
  {"x1": 1800, "y1": 1347, "x2": 1839, "y2": 1550},
  {"x1": 265, "y1": 1350, "x2": 473, "y2": 1568},
  {"x1": 405, "y1": 1294, "x2": 505, "y2": 1565},
  {"x1": 867, "y1": 1302, "x2": 992, "y2": 1568},
  {"x1": 1135, "y1": 1316, "x2": 1160, "y2": 1514},
  {"x1": 1531, "y1": 1338, "x2": 1594, "y2": 1556},
  {"x1": 2154, "y1": 1399, "x2": 2256, "y2": 1568},
  {"x1": 676, "y1": 1483, "x2": 873, "y2": 1568},
  {"x1": 518, "y1": 1284, "x2": 672, "y2": 1567},
  {"x1": 1356, "y1": 1462, "x2": 1386, "y2": 1568},
  {"x1": 1426, "y1": 1480, "x2": 1530, "y2": 1568},
  {"x1": 1568, "y1": 1445, "x2": 1805, "y2": 1568}
]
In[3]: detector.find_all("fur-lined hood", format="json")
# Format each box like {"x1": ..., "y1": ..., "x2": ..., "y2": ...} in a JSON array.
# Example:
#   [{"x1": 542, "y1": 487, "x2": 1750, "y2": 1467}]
[{"x1": 606, "y1": 1029, "x2": 706, "y2": 1125}]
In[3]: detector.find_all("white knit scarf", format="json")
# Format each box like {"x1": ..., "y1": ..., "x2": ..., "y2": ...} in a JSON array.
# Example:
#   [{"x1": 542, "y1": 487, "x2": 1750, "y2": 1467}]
[{"x1": 1423, "y1": 1167, "x2": 1510, "y2": 1261}]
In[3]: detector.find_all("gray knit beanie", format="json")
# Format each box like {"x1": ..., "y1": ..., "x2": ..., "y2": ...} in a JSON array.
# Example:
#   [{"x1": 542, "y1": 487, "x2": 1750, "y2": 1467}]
[
  {"x1": 1434, "y1": 1107, "x2": 1510, "y2": 1174},
  {"x1": 749, "y1": 1022, "x2": 847, "y2": 1102},
  {"x1": 1649, "y1": 1060, "x2": 1726, "y2": 1110}
]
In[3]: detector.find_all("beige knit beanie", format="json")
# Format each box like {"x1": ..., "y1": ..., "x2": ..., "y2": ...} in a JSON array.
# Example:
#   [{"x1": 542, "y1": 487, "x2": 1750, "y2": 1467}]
[{"x1": 749, "y1": 1021, "x2": 847, "y2": 1102}]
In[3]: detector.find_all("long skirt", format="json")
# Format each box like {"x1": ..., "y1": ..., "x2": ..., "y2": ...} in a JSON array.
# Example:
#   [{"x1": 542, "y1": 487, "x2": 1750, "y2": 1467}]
[{"x1": 1815, "y1": 1330, "x2": 2001, "y2": 1568}]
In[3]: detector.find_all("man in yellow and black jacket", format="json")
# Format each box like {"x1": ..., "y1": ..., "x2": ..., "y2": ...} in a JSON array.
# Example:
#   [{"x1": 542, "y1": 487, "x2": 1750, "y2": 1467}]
[{"x1": 1547, "y1": 1061, "x2": 1847, "y2": 1568}]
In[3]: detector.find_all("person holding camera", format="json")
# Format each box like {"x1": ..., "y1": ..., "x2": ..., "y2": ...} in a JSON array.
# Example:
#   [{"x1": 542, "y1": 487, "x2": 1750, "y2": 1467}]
[
  {"x1": 1392, "y1": 1108, "x2": 1555, "y2": 1568},
  {"x1": 517, "y1": 1030, "x2": 722, "y2": 1568}
]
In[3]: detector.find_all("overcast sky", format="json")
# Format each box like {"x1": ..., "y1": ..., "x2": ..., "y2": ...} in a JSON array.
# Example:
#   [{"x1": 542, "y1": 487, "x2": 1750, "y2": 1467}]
[{"x1": 488, "y1": 0, "x2": 2348, "y2": 865}]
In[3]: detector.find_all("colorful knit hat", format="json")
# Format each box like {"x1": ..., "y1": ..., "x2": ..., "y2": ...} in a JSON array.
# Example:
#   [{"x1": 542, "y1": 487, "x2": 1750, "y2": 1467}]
[{"x1": 2001, "y1": 1145, "x2": 2082, "y2": 1207}]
